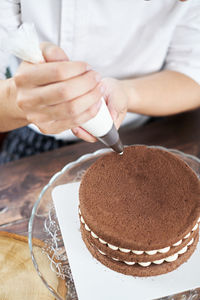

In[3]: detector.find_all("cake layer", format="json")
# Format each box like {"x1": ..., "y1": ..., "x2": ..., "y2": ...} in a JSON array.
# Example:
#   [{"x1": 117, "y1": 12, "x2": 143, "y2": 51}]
[
  {"x1": 80, "y1": 219, "x2": 199, "y2": 263},
  {"x1": 81, "y1": 227, "x2": 199, "y2": 276},
  {"x1": 79, "y1": 146, "x2": 200, "y2": 250}
]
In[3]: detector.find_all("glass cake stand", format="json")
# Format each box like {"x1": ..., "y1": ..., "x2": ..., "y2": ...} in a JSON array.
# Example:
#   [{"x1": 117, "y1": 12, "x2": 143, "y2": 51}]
[{"x1": 28, "y1": 145, "x2": 200, "y2": 300}]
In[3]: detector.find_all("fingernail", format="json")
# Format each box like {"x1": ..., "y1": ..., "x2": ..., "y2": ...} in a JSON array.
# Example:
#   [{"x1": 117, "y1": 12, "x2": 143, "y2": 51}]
[
  {"x1": 95, "y1": 73, "x2": 101, "y2": 82},
  {"x1": 86, "y1": 64, "x2": 92, "y2": 71}
]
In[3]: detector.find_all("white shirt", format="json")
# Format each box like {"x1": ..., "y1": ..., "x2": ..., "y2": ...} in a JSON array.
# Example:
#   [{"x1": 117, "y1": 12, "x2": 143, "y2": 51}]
[{"x1": 0, "y1": 0, "x2": 200, "y2": 140}]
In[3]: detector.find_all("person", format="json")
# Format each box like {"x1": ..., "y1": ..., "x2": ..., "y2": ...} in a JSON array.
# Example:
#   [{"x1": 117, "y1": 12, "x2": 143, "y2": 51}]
[{"x1": 0, "y1": 0, "x2": 200, "y2": 163}]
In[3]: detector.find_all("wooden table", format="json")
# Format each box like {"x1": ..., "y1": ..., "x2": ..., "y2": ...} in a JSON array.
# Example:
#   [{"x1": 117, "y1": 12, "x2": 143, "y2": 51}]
[{"x1": 1, "y1": 109, "x2": 200, "y2": 299}]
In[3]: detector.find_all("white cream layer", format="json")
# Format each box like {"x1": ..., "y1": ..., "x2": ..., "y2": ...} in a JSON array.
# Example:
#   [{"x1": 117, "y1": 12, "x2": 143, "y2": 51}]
[
  {"x1": 79, "y1": 209, "x2": 200, "y2": 256},
  {"x1": 96, "y1": 237, "x2": 194, "y2": 267}
]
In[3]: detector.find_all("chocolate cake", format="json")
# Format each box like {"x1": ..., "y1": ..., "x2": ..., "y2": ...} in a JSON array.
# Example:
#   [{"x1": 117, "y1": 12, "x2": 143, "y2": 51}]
[{"x1": 79, "y1": 145, "x2": 200, "y2": 276}]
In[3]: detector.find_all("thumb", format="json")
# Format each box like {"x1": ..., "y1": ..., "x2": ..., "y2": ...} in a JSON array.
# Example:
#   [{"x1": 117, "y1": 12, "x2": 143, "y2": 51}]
[{"x1": 40, "y1": 42, "x2": 69, "y2": 62}]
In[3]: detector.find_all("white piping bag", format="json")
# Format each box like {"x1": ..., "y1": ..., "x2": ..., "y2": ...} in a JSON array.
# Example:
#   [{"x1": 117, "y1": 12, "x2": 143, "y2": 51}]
[{"x1": 1, "y1": 23, "x2": 123, "y2": 153}]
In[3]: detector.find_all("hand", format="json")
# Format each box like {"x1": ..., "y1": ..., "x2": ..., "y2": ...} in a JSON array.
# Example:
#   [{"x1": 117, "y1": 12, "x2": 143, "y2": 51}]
[
  {"x1": 72, "y1": 78, "x2": 129, "y2": 142},
  {"x1": 103, "y1": 78, "x2": 129, "y2": 129},
  {"x1": 14, "y1": 43, "x2": 104, "y2": 135}
]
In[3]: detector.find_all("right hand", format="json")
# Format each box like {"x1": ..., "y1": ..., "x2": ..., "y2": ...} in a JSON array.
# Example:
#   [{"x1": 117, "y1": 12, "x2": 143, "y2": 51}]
[{"x1": 14, "y1": 43, "x2": 105, "y2": 136}]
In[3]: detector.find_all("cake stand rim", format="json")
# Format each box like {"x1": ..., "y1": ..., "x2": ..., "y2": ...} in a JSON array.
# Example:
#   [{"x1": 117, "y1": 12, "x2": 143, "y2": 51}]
[{"x1": 28, "y1": 145, "x2": 200, "y2": 300}]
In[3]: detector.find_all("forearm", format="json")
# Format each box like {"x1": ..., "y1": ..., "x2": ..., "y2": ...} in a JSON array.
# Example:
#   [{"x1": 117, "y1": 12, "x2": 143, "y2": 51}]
[
  {"x1": 0, "y1": 79, "x2": 27, "y2": 132},
  {"x1": 122, "y1": 70, "x2": 200, "y2": 116}
]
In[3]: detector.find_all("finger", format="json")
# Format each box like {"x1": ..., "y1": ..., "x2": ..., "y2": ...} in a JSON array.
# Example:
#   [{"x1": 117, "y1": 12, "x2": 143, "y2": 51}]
[
  {"x1": 24, "y1": 70, "x2": 100, "y2": 104},
  {"x1": 38, "y1": 100, "x2": 102, "y2": 133},
  {"x1": 71, "y1": 100, "x2": 102, "y2": 127},
  {"x1": 18, "y1": 82, "x2": 104, "y2": 124},
  {"x1": 15, "y1": 61, "x2": 91, "y2": 87},
  {"x1": 107, "y1": 102, "x2": 125, "y2": 130},
  {"x1": 31, "y1": 82, "x2": 103, "y2": 113},
  {"x1": 107, "y1": 103, "x2": 118, "y2": 123},
  {"x1": 37, "y1": 120, "x2": 70, "y2": 135},
  {"x1": 104, "y1": 92, "x2": 118, "y2": 122},
  {"x1": 46, "y1": 83, "x2": 104, "y2": 120},
  {"x1": 44, "y1": 70, "x2": 101, "y2": 102},
  {"x1": 114, "y1": 112, "x2": 125, "y2": 129},
  {"x1": 103, "y1": 93, "x2": 122, "y2": 129},
  {"x1": 40, "y1": 42, "x2": 69, "y2": 62},
  {"x1": 72, "y1": 127, "x2": 97, "y2": 143},
  {"x1": 106, "y1": 98, "x2": 126, "y2": 130}
]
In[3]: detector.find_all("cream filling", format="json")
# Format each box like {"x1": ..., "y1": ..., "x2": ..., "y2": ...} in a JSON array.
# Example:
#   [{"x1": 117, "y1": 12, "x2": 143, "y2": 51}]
[
  {"x1": 95, "y1": 237, "x2": 195, "y2": 267},
  {"x1": 79, "y1": 210, "x2": 200, "y2": 256}
]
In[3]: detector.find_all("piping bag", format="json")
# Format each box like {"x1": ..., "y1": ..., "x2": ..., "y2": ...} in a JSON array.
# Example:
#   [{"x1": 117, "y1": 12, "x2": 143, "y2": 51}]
[{"x1": 1, "y1": 23, "x2": 124, "y2": 154}]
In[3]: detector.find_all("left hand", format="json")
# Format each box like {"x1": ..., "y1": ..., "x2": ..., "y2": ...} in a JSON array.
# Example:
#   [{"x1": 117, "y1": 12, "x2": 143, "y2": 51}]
[{"x1": 72, "y1": 78, "x2": 129, "y2": 142}]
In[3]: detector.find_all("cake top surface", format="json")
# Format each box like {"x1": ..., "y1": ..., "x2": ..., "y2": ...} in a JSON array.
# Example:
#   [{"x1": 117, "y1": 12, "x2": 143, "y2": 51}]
[{"x1": 79, "y1": 146, "x2": 200, "y2": 250}]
